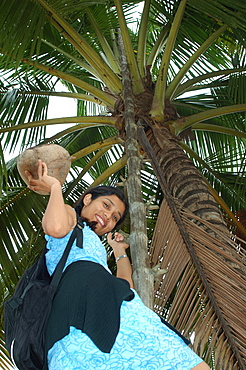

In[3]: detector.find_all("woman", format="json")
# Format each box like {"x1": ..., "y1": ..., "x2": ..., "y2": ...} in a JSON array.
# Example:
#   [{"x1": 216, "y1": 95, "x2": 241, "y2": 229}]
[{"x1": 27, "y1": 160, "x2": 211, "y2": 370}]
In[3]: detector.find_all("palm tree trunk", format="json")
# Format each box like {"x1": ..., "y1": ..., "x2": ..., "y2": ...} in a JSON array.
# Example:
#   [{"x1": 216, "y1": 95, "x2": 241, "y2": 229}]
[
  {"x1": 118, "y1": 34, "x2": 154, "y2": 308},
  {"x1": 146, "y1": 125, "x2": 228, "y2": 233}
]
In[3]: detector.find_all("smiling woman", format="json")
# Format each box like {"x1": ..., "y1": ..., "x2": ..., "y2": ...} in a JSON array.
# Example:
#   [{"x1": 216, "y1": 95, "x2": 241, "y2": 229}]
[
  {"x1": 22, "y1": 159, "x2": 211, "y2": 370},
  {"x1": 74, "y1": 185, "x2": 129, "y2": 233},
  {"x1": 79, "y1": 194, "x2": 125, "y2": 235}
]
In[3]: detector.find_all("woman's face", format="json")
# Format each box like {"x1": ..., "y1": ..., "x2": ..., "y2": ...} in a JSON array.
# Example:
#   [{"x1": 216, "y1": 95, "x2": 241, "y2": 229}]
[{"x1": 81, "y1": 193, "x2": 126, "y2": 236}]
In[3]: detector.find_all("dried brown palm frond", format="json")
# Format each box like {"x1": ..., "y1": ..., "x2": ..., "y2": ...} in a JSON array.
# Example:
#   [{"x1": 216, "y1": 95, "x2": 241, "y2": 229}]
[{"x1": 150, "y1": 198, "x2": 246, "y2": 370}]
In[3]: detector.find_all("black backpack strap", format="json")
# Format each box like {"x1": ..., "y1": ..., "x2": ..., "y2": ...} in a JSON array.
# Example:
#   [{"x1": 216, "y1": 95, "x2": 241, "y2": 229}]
[
  {"x1": 50, "y1": 214, "x2": 84, "y2": 287},
  {"x1": 75, "y1": 213, "x2": 84, "y2": 248}
]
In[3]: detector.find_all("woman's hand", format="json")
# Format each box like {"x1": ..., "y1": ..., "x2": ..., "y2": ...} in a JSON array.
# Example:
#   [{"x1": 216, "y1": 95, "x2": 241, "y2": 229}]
[
  {"x1": 26, "y1": 160, "x2": 61, "y2": 194},
  {"x1": 107, "y1": 232, "x2": 129, "y2": 259},
  {"x1": 107, "y1": 232, "x2": 134, "y2": 288}
]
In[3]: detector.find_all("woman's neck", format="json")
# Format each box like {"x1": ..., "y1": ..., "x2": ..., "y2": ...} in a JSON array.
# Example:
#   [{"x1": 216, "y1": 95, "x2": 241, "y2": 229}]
[{"x1": 80, "y1": 216, "x2": 98, "y2": 232}]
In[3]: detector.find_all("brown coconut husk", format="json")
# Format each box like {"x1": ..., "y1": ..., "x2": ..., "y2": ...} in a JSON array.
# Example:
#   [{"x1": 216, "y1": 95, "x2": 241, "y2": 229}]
[{"x1": 17, "y1": 144, "x2": 72, "y2": 195}]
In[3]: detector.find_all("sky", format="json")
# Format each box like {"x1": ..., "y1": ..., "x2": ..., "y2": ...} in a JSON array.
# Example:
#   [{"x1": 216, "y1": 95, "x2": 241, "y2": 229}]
[{"x1": 46, "y1": 85, "x2": 77, "y2": 136}]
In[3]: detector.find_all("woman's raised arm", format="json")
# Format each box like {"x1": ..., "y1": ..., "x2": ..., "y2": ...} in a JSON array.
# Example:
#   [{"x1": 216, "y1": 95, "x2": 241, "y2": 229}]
[{"x1": 26, "y1": 160, "x2": 76, "y2": 237}]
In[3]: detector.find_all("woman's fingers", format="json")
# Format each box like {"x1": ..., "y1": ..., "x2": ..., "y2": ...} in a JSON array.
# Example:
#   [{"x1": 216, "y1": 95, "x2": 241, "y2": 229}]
[
  {"x1": 36, "y1": 160, "x2": 49, "y2": 181},
  {"x1": 24, "y1": 161, "x2": 59, "y2": 193},
  {"x1": 25, "y1": 170, "x2": 32, "y2": 181},
  {"x1": 107, "y1": 232, "x2": 113, "y2": 243},
  {"x1": 26, "y1": 160, "x2": 47, "y2": 188},
  {"x1": 107, "y1": 232, "x2": 129, "y2": 250},
  {"x1": 114, "y1": 232, "x2": 124, "y2": 242},
  {"x1": 42, "y1": 161, "x2": 48, "y2": 176},
  {"x1": 37, "y1": 159, "x2": 48, "y2": 178},
  {"x1": 37, "y1": 159, "x2": 43, "y2": 178},
  {"x1": 107, "y1": 232, "x2": 123, "y2": 243},
  {"x1": 25, "y1": 170, "x2": 37, "y2": 187}
]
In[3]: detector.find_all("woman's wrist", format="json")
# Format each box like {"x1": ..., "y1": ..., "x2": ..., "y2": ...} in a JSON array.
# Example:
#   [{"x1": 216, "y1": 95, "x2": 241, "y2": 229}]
[
  {"x1": 113, "y1": 247, "x2": 127, "y2": 259},
  {"x1": 48, "y1": 181, "x2": 62, "y2": 194},
  {"x1": 115, "y1": 254, "x2": 128, "y2": 263},
  {"x1": 50, "y1": 179, "x2": 61, "y2": 189}
]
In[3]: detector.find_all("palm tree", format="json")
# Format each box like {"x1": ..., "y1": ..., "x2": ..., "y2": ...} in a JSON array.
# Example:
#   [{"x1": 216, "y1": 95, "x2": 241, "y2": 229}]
[{"x1": 0, "y1": 0, "x2": 246, "y2": 369}]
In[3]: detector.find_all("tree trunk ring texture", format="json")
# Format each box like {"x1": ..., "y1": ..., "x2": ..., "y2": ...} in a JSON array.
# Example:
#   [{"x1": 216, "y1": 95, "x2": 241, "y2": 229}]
[{"x1": 146, "y1": 126, "x2": 228, "y2": 233}]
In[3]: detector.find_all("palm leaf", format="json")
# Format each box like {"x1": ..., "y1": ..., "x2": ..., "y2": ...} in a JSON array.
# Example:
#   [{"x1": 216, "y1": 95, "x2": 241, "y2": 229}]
[{"x1": 151, "y1": 197, "x2": 246, "y2": 369}]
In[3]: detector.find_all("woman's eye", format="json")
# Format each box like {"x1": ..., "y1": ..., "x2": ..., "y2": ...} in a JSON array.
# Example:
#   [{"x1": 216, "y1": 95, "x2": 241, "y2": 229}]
[{"x1": 104, "y1": 202, "x2": 109, "y2": 208}]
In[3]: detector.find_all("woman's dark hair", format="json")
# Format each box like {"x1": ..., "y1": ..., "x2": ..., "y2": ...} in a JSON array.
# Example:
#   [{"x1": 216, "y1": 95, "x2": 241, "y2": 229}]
[{"x1": 74, "y1": 185, "x2": 129, "y2": 229}]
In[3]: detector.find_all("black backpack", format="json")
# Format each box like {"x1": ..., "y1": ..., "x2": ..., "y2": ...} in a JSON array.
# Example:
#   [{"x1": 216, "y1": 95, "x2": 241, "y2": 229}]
[{"x1": 4, "y1": 218, "x2": 83, "y2": 370}]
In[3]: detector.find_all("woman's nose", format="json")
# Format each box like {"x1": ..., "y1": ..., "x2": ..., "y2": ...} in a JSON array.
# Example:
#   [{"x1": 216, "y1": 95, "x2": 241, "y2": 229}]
[{"x1": 104, "y1": 211, "x2": 110, "y2": 220}]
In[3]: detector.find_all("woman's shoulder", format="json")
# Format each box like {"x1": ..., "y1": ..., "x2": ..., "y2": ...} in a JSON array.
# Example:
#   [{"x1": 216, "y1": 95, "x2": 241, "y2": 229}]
[
  {"x1": 65, "y1": 204, "x2": 75, "y2": 215},
  {"x1": 65, "y1": 204, "x2": 77, "y2": 228}
]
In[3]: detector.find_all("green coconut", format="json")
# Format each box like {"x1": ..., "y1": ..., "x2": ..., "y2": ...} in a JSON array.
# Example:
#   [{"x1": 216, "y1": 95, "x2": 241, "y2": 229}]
[{"x1": 17, "y1": 144, "x2": 72, "y2": 195}]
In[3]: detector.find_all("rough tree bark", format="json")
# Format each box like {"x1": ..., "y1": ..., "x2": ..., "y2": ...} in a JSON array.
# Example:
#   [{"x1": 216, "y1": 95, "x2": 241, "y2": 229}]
[
  {"x1": 147, "y1": 126, "x2": 228, "y2": 233},
  {"x1": 118, "y1": 35, "x2": 154, "y2": 309}
]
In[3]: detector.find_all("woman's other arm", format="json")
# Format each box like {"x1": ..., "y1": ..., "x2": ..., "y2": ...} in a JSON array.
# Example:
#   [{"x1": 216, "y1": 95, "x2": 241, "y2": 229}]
[{"x1": 107, "y1": 232, "x2": 134, "y2": 289}]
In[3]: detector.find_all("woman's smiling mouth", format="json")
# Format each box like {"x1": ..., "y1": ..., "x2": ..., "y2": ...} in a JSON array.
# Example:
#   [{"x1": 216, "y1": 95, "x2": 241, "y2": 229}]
[{"x1": 95, "y1": 214, "x2": 106, "y2": 227}]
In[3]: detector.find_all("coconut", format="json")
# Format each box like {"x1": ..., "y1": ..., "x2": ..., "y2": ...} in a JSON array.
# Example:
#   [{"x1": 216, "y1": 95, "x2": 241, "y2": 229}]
[{"x1": 17, "y1": 144, "x2": 72, "y2": 195}]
